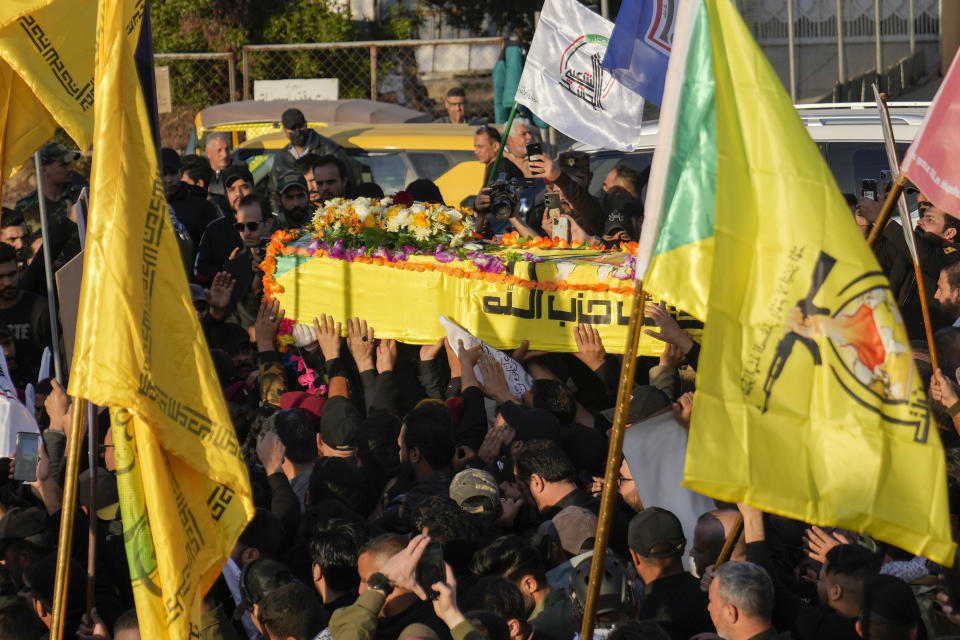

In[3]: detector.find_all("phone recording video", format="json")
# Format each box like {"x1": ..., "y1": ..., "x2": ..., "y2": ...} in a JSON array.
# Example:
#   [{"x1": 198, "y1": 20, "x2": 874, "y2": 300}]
[
  {"x1": 14, "y1": 432, "x2": 40, "y2": 483},
  {"x1": 416, "y1": 542, "x2": 445, "y2": 600}
]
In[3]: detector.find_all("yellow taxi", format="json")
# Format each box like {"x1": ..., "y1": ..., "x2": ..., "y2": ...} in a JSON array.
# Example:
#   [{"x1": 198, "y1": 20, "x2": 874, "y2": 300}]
[
  {"x1": 236, "y1": 123, "x2": 485, "y2": 206},
  {"x1": 185, "y1": 99, "x2": 430, "y2": 154}
]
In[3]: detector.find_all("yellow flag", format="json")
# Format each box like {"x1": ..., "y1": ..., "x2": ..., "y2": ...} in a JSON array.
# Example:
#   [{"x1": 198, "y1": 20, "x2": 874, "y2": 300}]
[
  {"x1": 637, "y1": 0, "x2": 955, "y2": 564},
  {"x1": 0, "y1": 0, "x2": 141, "y2": 185},
  {"x1": 67, "y1": 0, "x2": 254, "y2": 636}
]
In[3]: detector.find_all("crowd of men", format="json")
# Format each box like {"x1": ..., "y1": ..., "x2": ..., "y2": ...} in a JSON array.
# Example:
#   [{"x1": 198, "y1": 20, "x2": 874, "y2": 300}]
[{"x1": 3, "y1": 99, "x2": 960, "y2": 640}]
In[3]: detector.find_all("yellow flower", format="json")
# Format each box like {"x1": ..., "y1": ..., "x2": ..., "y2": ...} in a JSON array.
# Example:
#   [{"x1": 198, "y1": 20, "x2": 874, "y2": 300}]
[
  {"x1": 364, "y1": 216, "x2": 376, "y2": 228},
  {"x1": 451, "y1": 223, "x2": 464, "y2": 233},
  {"x1": 412, "y1": 213, "x2": 431, "y2": 228},
  {"x1": 436, "y1": 212, "x2": 451, "y2": 225}
]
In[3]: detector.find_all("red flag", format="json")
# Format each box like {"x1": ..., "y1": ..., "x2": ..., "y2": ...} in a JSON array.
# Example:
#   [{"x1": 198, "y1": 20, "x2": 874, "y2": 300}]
[{"x1": 902, "y1": 50, "x2": 960, "y2": 214}]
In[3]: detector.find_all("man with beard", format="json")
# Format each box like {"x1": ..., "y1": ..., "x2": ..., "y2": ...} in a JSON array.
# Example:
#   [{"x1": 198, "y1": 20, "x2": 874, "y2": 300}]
[
  {"x1": 864, "y1": 193, "x2": 960, "y2": 340},
  {"x1": 0, "y1": 244, "x2": 50, "y2": 382},
  {"x1": 935, "y1": 261, "x2": 960, "y2": 327},
  {"x1": 375, "y1": 404, "x2": 455, "y2": 533},
  {"x1": 275, "y1": 173, "x2": 312, "y2": 229},
  {"x1": 271, "y1": 108, "x2": 354, "y2": 197},
  {"x1": 193, "y1": 165, "x2": 257, "y2": 285}
]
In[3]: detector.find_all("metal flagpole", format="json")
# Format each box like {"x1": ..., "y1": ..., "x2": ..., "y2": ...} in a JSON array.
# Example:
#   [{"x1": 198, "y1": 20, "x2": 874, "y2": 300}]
[
  {"x1": 580, "y1": 286, "x2": 646, "y2": 640},
  {"x1": 787, "y1": 0, "x2": 796, "y2": 102},
  {"x1": 871, "y1": 84, "x2": 939, "y2": 371},
  {"x1": 836, "y1": 0, "x2": 845, "y2": 86},
  {"x1": 32, "y1": 152, "x2": 65, "y2": 384}
]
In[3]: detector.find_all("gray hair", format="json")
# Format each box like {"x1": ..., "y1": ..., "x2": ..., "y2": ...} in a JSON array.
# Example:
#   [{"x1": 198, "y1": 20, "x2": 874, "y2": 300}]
[
  {"x1": 714, "y1": 561, "x2": 774, "y2": 619},
  {"x1": 204, "y1": 131, "x2": 230, "y2": 149},
  {"x1": 508, "y1": 118, "x2": 533, "y2": 138}
]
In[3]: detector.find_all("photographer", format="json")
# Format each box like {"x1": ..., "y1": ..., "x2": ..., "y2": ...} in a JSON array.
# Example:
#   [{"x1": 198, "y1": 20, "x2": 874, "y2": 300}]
[{"x1": 528, "y1": 151, "x2": 602, "y2": 237}]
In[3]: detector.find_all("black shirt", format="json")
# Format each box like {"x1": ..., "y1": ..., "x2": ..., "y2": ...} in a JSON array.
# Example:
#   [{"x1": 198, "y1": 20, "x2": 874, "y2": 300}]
[
  {"x1": 636, "y1": 572, "x2": 714, "y2": 640},
  {"x1": 0, "y1": 292, "x2": 50, "y2": 382}
]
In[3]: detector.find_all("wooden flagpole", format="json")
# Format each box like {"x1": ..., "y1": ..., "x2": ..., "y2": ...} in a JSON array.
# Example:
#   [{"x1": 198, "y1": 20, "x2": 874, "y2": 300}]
[{"x1": 579, "y1": 286, "x2": 646, "y2": 640}]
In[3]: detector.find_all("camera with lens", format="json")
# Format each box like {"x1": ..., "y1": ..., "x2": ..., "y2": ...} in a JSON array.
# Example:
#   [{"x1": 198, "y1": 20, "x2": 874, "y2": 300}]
[{"x1": 488, "y1": 173, "x2": 537, "y2": 221}]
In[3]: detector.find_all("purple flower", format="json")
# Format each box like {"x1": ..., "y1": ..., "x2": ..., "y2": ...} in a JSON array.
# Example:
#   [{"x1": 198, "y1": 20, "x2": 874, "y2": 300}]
[{"x1": 434, "y1": 250, "x2": 456, "y2": 263}]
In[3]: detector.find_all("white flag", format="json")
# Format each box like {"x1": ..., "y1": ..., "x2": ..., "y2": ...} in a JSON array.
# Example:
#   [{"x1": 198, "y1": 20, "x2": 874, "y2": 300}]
[
  {"x1": 517, "y1": 0, "x2": 646, "y2": 151},
  {"x1": 0, "y1": 345, "x2": 40, "y2": 458},
  {"x1": 622, "y1": 410, "x2": 714, "y2": 566}
]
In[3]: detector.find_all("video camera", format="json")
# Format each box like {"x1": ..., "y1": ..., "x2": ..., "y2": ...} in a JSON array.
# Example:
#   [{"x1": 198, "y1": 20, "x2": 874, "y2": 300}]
[{"x1": 488, "y1": 173, "x2": 537, "y2": 221}]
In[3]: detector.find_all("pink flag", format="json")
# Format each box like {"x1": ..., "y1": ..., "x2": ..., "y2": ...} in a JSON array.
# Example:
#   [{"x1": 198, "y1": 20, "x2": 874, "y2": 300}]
[{"x1": 902, "y1": 50, "x2": 960, "y2": 215}]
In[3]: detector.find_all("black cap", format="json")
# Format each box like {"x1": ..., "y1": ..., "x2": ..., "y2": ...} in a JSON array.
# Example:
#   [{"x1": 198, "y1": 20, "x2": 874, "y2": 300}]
[
  {"x1": 600, "y1": 385, "x2": 670, "y2": 423},
  {"x1": 861, "y1": 574, "x2": 922, "y2": 630},
  {"x1": 0, "y1": 506, "x2": 47, "y2": 553},
  {"x1": 236, "y1": 559, "x2": 296, "y2": 618},
  {"x1": 320, "y1": 396, "x2": 362, "y2": 451},
  {"x1": 277, "y1": 172, "x2": 308, "y2": 196},
  {"x1": 78, "y1": 467, "x2": 120, "y2": 521},
  {"x1": 627, "y1": 507, "x2": 685, "y2": 558},
  {"x1": 223, "y1": 164, "x2": 254, "y2": 189},
  {"x1": 499, "y1": 404, "x2": 562, "y2": 444},
  {"x1": 161, "y1": 147, "x2": 181, "y2": 172},
  {"x1": 557, "y1": 151, "x2": 590, "y2": 178},
  {"x1": 602, "y1": 210, "x2": 630, "y2": 236},
  {"x1": 281, "y1": 108, "x2": 307, "y2": 130},
  {"x1": 208, "y1": 323, "x2": 251, "y2": 353}
]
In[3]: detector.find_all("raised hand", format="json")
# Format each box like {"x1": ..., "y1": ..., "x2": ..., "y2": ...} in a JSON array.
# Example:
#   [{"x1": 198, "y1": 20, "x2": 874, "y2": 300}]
[
  {"x1": 347, "y1": 317, "x2": 375, "y2": 372},
  {"x1": 255, "y1": 297, "x2": 285, "y2": 352},
  {"x1": 377, "y1": 339, "x2": 398, "y2": 374},
  {"x1": 313, "y1": 314, "x2": 343, "y2": 361},
  {"x1": 574, "y1": 323, "x2": 607, "y2": 370},
  {"x1": 644, "y1": 303, "x2": 694, "y2": 353},
  {"x1": 206, "y1": 271, "x2": 236, "y2": 319}
]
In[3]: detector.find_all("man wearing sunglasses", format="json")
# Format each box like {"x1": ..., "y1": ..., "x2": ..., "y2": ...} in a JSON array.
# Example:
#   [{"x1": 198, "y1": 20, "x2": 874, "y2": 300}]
[{"x1": 236, "y1": 194, "x2": 274, "y2": 254}]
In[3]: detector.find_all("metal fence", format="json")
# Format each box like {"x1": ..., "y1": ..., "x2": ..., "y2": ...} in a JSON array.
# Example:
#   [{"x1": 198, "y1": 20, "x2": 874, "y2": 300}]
[
  {"x1": 154, "y1": 52, "x2": 237, "y2": 109},
  {"x1": 240, "y1": 38, "x2": 504, "y2": 120}
]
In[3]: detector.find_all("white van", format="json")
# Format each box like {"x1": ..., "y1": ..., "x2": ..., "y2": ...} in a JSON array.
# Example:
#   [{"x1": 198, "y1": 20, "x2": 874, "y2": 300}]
[{"x1": 578, "y1": 102, "x2": 929, "y2": 202}]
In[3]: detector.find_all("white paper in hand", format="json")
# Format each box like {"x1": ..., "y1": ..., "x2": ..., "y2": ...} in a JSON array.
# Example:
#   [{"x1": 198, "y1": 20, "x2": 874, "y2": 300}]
[
  {"x1": 438, "y1": 315, "x2": 533, "y2": 399},
  {"x1": 38, "y1": 347, "x2": 52, "y2": 383},
  {"x1": 0, "y1": 346, "x2": 40, "y2": 457}
]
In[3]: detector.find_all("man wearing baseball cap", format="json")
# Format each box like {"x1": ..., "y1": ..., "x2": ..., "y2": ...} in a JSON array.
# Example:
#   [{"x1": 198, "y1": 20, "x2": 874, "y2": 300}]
[
  {"x1": 270, "y1": 107, "x2": 354, "y2": 198},
  {"x1": 627, "y1": 507, "x2": 714, "y2": 639},
  {"x1": 275, "y1": 172, "x2": 312, "y2": 230},
  {"x1": 14, "y1": 142, "x2": 86, "y2": 264}
]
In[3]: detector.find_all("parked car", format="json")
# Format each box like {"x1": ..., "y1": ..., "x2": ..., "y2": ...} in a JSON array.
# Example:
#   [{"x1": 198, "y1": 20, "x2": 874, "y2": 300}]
[
  {"x1": 575, "y1": 102, "x2": 929, "y2": 204},
  {"x1": 234, "y1": 123, "x2": 483, "y2": 207},
  {"x1": 185, "y1": 99, "x2": 431, "y2": 154}
]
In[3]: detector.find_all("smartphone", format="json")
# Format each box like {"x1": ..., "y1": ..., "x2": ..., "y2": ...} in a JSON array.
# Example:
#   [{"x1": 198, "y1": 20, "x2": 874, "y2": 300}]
[
  {"x1": 551, "y1": 216, "x2": 570, "y2": 243},
  {"x1": 416, "y1": 542, "x2": 445, "y2": 600},
  {"x1": 544, "y1": 192, "x2": 562, "y2": 211},
  {"x1": 13, "y1": 432, "x2": 40, "y2": 483},
  {"x1": 861, "y1": 179, "x2": 878, "y2": 201},
  {"x1": 879, "y1": 169, "x2": 892, "y2": 185},
  {"x1": 526, "y1": 142, "x2": 543, "y2": 159}
]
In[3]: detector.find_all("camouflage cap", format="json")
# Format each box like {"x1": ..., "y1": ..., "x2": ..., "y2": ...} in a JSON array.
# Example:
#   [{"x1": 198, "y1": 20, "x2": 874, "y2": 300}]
[{"x1": 39, "y1": 142, "x2": 80, "y2": 166}]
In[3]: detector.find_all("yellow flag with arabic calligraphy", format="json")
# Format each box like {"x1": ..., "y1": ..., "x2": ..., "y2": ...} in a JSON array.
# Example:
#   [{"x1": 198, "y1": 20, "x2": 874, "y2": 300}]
[
  {"x1": 0, "y1": 0, "x2": 140, "y2": 186},
  {"x1": 66, "y1": 0, "x2": 253, "y2": 637}
]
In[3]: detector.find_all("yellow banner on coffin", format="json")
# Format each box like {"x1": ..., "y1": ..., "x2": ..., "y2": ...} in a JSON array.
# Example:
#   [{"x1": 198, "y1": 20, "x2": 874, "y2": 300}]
[{"x1": 270, "y1": 250, "x2": 700, "y2": 355}]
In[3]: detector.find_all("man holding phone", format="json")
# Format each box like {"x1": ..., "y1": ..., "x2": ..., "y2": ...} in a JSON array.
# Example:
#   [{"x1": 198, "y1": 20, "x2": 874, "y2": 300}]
[{"x1": 528, "y1": 151, "x2": 603, "y2": 238}]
